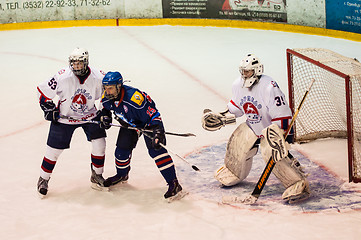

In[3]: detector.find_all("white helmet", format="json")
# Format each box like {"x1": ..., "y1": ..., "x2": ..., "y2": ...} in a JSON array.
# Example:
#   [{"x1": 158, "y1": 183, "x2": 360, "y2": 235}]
[
  {"x1": 239, "y1": 54, "x2": 264, "y2": 88},
  {"x1": 69, "y1": 47, "x2": 89, "y2": 76}
]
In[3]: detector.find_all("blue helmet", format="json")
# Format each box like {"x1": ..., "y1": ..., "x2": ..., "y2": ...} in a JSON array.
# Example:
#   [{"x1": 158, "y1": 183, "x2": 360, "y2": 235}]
[
  {"x1": 102, "y1": 71, "x2": 123, "y2": 86},
  {"x1": 102, "y1": 71, "x2": 124, "y2": 99}
]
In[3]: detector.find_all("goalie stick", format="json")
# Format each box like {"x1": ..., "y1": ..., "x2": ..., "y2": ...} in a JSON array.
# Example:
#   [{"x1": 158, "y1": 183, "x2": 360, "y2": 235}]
[
  {"x1": 223, "y1": 78, "x2": 315, "y2": 205},
  {"x1": 59, "y1": 116, "x2": 196, "y2": 137}
]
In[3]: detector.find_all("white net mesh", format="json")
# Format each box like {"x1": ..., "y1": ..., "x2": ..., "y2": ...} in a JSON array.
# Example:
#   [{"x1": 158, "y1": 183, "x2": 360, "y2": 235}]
[{"x1": 288, "y1": 48, "x2": 361, "y2": 182}]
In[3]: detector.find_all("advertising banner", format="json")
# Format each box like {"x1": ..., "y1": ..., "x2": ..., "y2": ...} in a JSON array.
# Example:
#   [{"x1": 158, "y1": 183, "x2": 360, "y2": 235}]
[
  {"x1": 162, "y1": 0, "x2": 287, "y2": 22},
  {"x1": 326, "y1": 0, "x2": 361, "y2": 34},
  {"x1": 0, "y1": 0, "x2": 124, "y2": 23}
]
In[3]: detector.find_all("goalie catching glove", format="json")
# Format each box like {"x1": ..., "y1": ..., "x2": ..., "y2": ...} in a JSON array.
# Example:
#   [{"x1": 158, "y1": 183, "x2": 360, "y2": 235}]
[{"x1": 202, "y1": 109, "x2": 236, "y2": 131}]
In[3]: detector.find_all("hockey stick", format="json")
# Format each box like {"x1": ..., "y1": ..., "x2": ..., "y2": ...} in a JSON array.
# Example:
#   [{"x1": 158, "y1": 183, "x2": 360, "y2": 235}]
[
  {"x1": 59, "y1": 115, "x2": 200, "y2": 171},
  {"x1": 59, "y1": 116, "x2": 196, "y2": 137},
  {"x1": 139, "y1": 130, "x2": 200, "y2": 172},
  {"x1": 224, "y1": 78, "x2": 315, "y2": 204}
]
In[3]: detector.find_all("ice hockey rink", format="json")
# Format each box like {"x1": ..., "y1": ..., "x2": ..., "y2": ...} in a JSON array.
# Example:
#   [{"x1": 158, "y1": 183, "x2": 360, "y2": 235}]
[{"x1": 1, "y1": 25, "x2": 361, "y2": 239}]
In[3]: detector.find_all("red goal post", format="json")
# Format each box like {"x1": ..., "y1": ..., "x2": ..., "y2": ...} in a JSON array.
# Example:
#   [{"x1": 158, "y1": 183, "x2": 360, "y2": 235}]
[{"x1": 286, "y1": 48, "x2": 361, "y2": 183}]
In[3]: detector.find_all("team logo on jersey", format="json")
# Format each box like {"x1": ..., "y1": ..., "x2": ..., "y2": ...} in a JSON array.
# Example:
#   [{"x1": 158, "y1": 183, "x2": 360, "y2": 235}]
[
  {"x1": 131, "y1": 91, "x2": 144, "y2": 106},
  {"x1": 58, "y1": 69, "x2": 66, "y2": 75},
  {"x1": 271, "y1": 81, "x2": 279, "y2": 88},
  {"x1": 71, "y1": 94, "x2": 88, "y2": 113},
  {"x1": 242, "y1": 100, "x2": 262, "y2": 124},
  {"x1": 70, "y1": 89, "x2": 92, "y2": 113}
]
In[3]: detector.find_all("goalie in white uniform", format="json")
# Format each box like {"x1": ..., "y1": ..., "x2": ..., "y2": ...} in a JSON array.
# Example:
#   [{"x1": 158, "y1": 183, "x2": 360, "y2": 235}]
[{"x1": 202, "y1": 54, "x2": 310, "y2": 203}]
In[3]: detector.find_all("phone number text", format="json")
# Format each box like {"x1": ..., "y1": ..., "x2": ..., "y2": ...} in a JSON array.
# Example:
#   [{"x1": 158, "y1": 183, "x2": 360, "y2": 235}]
[{"x1": 3, "y1": 0, "x2": 111, "y2": 10}]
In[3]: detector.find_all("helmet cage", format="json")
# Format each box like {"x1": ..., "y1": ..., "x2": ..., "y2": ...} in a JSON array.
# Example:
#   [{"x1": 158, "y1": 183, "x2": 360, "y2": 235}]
[
  {"x1": 69, "y1": 48, "x2": 89, "y2": 76},
  {"x1": 239, "y1": 54, "x2": 264, "y2": 88}
]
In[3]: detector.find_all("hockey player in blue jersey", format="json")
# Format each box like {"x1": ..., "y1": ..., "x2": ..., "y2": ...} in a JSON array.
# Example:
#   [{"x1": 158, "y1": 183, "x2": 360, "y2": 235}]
[{"x1": 99, "y1": 71, "x2": 184, "y2": 201}]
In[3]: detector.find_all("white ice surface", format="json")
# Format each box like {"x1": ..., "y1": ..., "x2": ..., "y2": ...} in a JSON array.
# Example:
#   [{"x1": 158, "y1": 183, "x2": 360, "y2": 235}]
[{"x1": 1, "y1": 26, "x2": 361, "y2": 240}]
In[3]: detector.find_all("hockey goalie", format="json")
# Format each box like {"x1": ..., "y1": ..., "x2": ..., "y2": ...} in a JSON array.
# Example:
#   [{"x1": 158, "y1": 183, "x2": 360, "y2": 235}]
[{"x1": 202, "y1": 54, "x2": 310, "y2": 203}]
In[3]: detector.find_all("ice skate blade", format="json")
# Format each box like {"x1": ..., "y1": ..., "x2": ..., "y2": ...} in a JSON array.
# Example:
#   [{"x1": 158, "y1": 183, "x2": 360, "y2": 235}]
[
  {"x1": 166, "y1": 190, "x2": 189, "y2": 203},
  {"x1": 37, "y1": 192, "x2": 47, "y2": 199},
  {"x1": 37, "y1": 186, "x2": 47, "y2": 199},
  {"x1": 91, "y1": 183, "x2": 109, "y2": 192},
  {"x1": 286, "y1": 193, "x2": 310, "y2": 204},
  {"x1": 222, "y1": 195, "x2": 258, "y2": 205},
  {"x1": 111, "y1": 180, "x2": 128, "y2": 187}
]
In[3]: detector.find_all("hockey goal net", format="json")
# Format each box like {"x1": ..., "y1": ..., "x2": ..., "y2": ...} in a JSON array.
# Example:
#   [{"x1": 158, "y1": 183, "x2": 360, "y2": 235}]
[{"x1": 287, "y1": 48, "x2": 361, "y2": 183}]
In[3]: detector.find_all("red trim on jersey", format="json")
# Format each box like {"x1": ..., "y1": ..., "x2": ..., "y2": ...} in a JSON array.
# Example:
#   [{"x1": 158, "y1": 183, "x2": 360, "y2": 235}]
[
  {"x1": 272, "y1": 116, "x2": 292, "y2": 121},
  {"x1": 120, "y1": 88, "x2": 125, "y2": 102},
  {"x1": 152, "y1": 117, "x2": 162, "y2": 122},
  {"x1": 37, "y1": 86, "x2": 51, "y2": 102},
  {"x1": 76, "y1": 67, "x2": 91, "y2": 84},
  {"x1": 230, "y1": 100, "x2": 242, "y2": 111},
  {"x1": 271, "y1": 116, "x2": 292, "y2": 129},
  {"x1": 115, "y1": 88, "x2": 125, "y2": 107}
]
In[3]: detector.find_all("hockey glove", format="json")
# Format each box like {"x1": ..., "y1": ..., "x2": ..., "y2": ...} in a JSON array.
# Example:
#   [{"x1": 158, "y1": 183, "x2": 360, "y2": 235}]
[
  {"x1": 40, "y1": 101, "x2": 59, "y2": 123},
  {"x1": 202, "y1": 109, "x2": 236, "y2": 131},
  {"x1": 99, "y1": 116, "x2": 112, "y2": 129},
  {"x1": 151, "y1": 126, "x2": 166, "y2": 150}
]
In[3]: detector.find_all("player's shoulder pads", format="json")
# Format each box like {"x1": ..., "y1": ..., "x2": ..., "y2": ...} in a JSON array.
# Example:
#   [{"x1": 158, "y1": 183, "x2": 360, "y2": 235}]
[{"x1": 123, "y1": 85, "x2": 145, "y2": 107}]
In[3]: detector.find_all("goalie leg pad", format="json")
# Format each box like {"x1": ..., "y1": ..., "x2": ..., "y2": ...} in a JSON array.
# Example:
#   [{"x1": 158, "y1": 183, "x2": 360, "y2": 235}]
[
  {"x1": 261, "y1": 136, "x2": 308, "y2": 192},
  {"x1": 260, "y1": 124, "x2": 308, "y2": 189},
  {"x1": 214, "y1": 165, "x2": 242, "y2": 186},
  {"x1": 282, "y1": 179, "x2": 310, "y2": 203},
  {"x1": 273, "y1": 156, "x2": 307, "y2": 188},
  {"x1": 261, "y1": 139, "x2": 306, "y2": 188},
  {"x1": 261, "y1": 124, "x2": 289, "y2": 162},
  {"x1": 215, "y1": 123, "x2": 258, "y2": 185}
]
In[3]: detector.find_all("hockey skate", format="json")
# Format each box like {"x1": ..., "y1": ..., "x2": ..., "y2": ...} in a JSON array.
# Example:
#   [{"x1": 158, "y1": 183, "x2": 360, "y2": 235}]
[
  {"x1": 37, "y1": 176, "x2": 49, "y2": 199},
  {"x1": 164, "y1": 179, "x2": 188, "y2": 202},
  {"x1": 103, "y1": 174, "x2": 129, "y2": 187},
  {"x1": 90, "y1": 165, "x2": 108, "y2": 192}
]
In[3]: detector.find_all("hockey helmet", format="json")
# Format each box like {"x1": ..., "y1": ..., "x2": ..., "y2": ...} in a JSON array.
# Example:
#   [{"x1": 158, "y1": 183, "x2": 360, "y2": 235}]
[
  {"x1": 239, "y1": 54, "x2": 264, "y2": 88},
  {"x1": 102, "y1": 71, "x2": 124, "y2": 99},
  {"x1": 69, "y1": 47, "x2": 89, "y2": 76}
]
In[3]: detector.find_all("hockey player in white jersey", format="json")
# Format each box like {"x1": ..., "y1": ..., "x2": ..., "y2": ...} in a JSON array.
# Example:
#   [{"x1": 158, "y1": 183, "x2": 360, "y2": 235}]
[
  {"x1": 36, "y1": 47, "x2": 108, "y2": 198},
  {"x1": 202, "y1": 54, "x2": 310, "y2": 203}
]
